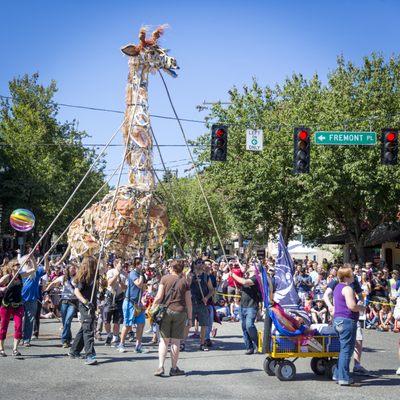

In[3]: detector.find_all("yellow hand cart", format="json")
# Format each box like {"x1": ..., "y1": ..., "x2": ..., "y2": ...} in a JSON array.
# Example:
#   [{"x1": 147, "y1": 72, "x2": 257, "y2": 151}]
[{"x1": 258, "y1": 330, "x2": 339, "y2": 381}]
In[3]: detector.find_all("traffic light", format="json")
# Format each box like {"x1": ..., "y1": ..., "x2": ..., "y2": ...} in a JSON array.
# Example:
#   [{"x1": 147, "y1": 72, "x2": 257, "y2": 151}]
[
  {"x1": 210, "y1": 124, "x2": 228, "y2": 161},
  {"x1": 293, "y1": 127, "x2": 311, "y2": 174},
  {"x1": 381, "y1": 129, "x2": 398, "y2": 165}
]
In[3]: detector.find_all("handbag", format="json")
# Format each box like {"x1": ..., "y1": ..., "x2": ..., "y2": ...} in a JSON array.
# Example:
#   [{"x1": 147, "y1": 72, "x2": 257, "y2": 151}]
[{"x1": 150, "y1": 277, "x2": 181, "y2": 325}]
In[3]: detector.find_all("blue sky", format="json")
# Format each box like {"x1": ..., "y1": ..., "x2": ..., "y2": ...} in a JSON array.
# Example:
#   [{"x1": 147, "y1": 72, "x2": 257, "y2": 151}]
[{"x1": 1, "y1": 0, "x2": 400, "y2": 183}]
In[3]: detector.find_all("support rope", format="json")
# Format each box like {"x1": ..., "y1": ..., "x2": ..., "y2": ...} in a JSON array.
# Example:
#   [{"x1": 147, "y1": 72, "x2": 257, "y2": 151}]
[
  {"x1": 6, "y1": 121, "x2": 124, "y2": 288},
  {"x1": 158, "y1": 71, "x2": 228, "y2": 261}
]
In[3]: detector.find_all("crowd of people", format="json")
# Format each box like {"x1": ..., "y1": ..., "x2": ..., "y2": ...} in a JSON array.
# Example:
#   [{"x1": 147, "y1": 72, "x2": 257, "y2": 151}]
[{"x1": 0, "y1": 248, "x2": 399, "y2": 382}]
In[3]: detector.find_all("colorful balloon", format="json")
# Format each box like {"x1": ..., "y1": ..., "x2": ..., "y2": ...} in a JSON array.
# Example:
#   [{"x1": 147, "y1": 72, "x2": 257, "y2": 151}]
[{"x1": 10, "y1": 209, "x2": 35, "y2": 232}]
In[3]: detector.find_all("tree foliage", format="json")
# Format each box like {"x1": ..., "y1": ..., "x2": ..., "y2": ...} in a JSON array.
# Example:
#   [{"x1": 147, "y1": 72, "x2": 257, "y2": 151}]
[
  {"x1": 0, "y1": 74, "x2": 107, "y2": 248},
  {"x1": 190, "y1": 53, "x2": 400, "y2": 261}
]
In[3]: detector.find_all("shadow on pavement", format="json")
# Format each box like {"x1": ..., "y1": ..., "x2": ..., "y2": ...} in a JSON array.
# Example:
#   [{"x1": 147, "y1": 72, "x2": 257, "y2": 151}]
[{"x1": 187, "y1": 368, "x2": 260, "y2": 376}]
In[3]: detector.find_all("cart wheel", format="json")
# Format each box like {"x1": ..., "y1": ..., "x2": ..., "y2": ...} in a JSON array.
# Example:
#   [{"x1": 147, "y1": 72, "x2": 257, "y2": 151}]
[
  {"x1": 263, "y1": 357, "x2": 276, "y2": 376},
  {"x1": 310, "y1": 357, "x2": 327, "y2": 375},
  {"x1": 275, "y1": 360, "x2": 296, "y2": 381},
  {"x1": 325, "y1": 359, "x2": 337, "y2": 380}
]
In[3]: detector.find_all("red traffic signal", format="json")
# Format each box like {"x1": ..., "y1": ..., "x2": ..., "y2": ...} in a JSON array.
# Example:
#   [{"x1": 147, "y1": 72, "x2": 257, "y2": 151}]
[
  {"x1": 216, "y1": 128, "x2": 226, "y2": 138},
  {"x1": 298, "y1": 130, "x2": 309, "y2": 141},
  {"x1": 386, "y1": 131, "x2": 396, "y2": 142}
]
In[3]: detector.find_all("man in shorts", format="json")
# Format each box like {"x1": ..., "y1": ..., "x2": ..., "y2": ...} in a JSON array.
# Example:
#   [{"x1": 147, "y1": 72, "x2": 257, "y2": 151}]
[
  {"x1": 103, "y1": 258, "x2": 127, "y2": 346},
  {"x1": 186, "y1": 259, "x2": 214, "y2": 351},
  {"x1": 118, "y1": 259, "x2": 146, "y2": 353}
]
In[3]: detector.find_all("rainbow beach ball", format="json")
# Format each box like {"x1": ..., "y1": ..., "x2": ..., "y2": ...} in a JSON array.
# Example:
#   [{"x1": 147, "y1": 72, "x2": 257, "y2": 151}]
[{"x1": 10, "y1": 209, "x2": 35, "y2": 232}]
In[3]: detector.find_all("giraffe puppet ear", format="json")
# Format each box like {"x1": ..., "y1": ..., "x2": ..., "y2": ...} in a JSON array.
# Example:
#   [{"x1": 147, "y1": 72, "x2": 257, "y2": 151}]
[{"x1": 121, "y1": 44, "x2": 140, "y2": 56}]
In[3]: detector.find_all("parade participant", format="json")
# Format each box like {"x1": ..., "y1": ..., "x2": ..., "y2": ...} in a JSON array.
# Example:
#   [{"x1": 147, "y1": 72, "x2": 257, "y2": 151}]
[
  {"x1": 118, "y1": 258, "x2": 146, "y2": 353},
  {"x1": 204, "y1": 260, "x2": 216, "y2": 347},
  {"x1": 152, "y1": 260, "x2": 192, "y2": 377},
  {"x1": 103, "y1": 258, "x2": 127, "y2": 346},
  {"x1": 0, "y1": 256, "x2": 37, "y2": 356},
  {"x1": 45, "y1": 263, "x2": 78, "y2": 347},
  {"x1": 323, "y1": 265, "x2": 370, "y2": 375},
  {"x1": 69, "y1": 256, "x2": 98, "y2": 365},
  {"x1": 332, "y1": 266, "x2": 365, "y2": 386},
  {"x1": 186, "y1": 259, "x2": 214, "y2": 351},
  {"x1": 229, "y1": 264, "x2": 261, "y2": 354},
  {"x1": 21, "y1": 254, "x2": 49, "y2": 346},
  {"x1": 227, "y1": 260, "x2": 243, "y2": 301}
]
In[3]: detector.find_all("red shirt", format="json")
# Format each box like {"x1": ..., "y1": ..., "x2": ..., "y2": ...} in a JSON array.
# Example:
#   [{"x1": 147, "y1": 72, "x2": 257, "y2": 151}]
[{"x1": 227, "y1": 267, "x2": 243, "y2": 288}]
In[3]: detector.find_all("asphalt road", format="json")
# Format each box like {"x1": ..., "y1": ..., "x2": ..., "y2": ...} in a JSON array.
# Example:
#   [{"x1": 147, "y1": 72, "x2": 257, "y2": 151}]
[{"x1": 1, "y1": 319, "x2": 399, "y2": 400}]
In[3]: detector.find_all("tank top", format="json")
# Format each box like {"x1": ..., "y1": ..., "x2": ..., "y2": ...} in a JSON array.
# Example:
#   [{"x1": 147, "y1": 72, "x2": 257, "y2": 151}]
[{"x1": 333, "y1": 282, "x2": 359, "y2": 321}]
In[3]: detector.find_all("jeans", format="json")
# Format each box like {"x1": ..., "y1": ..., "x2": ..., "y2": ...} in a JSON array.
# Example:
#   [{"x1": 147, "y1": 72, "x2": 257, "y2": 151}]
[
  {"x1": 205, "y1": 305, "x2": 214, "y2": 340},
  {"x1": 70, "y1": 303, "x2": 96, "y2": 358},
  {"x1": 60, "y1": 301, "x2": 76, "y2": 344},
  {"x1": 239, "y1": 307, "x2": 259, "y2": 351},
  {"x1": 333, "y1": 317, "x2": 357, "y2": 384},
  {"x1": 23, "y1": 300, "x2": 38, "y2": 342},
  {"x1": 33, "y1": 301, "x2": 42, "y2": 337}
]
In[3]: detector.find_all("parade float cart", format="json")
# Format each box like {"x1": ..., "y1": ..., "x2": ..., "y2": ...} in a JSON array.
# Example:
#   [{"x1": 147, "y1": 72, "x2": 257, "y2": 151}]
[{"x1": 259, "y1": 231, "x2": 339, "y2": 381}]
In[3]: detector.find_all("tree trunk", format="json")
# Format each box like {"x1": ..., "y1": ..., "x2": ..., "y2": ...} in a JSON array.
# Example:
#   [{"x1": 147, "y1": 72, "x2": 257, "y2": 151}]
[{"x1": 354, "y1": 241, "x2": 366, "y2": 264}]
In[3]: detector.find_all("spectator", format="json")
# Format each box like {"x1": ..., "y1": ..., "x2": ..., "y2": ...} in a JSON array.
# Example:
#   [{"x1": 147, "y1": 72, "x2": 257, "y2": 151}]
[
  {"x1": 370, "y1": 270, "x2": 388, "y2": 301},
  {"x1": 311, "y1": 298, "x2": 328, "y2": 324},
  {"x1": 295, "y1": 267, "x2": 313, "y2": 304},
  {"x1": 378, "y1": 304, "x2": 393, "y2": 331}
]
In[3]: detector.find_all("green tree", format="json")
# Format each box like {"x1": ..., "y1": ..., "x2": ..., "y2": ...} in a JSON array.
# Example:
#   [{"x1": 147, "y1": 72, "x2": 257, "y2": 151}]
[
  {"x1": 196, "y1": 54, "x2": 400, "y2": 261},
  {"x1": 0, "y1": 73, "x2": 107, "y2": 249}
]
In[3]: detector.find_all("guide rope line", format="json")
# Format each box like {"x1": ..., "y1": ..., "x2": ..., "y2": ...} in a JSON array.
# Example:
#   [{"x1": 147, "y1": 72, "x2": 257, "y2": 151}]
[
  {"x1": 6, "y1": 120, "x2": 124, "y2": 289},
  {"x1": 153, "y1": 170, "x2": 190, "y2": 257},
  {"x1": 36, "y1": 160, "x2": 124, "y2": 267},
  {"x1": 90, "y1": 148, "x2": 127, "y2": 303},
  {"x1": 89, "y1": 70, "x2": 145, "y2": 303},
  {"x1": 150, "y1": 125, "x2": 194, "y2": 256},
  {"x1": 158, "y1": 71, "x2": 228, "y2": 262}
]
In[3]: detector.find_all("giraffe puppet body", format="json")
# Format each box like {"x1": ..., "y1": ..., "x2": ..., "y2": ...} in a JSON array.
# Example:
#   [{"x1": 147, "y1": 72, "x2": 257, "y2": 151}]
[{"x1": 66, "y1": 26, "x2": 177, "y2": 260}]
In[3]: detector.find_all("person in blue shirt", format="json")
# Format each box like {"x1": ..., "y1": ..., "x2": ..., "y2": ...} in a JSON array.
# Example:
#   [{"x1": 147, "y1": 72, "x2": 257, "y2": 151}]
[
  {"x1": 21, "y1": 256, "x2": 49, "y2": 346},
  {"x1": 118, "y1": 258, "x2": 146, "y2": 353}
]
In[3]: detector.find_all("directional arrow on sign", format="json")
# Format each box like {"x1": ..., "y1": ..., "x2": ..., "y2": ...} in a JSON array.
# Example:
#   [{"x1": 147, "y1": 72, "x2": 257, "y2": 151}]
[{"x1": 318, "y1": 135, "x2": 325, "y2": 141}]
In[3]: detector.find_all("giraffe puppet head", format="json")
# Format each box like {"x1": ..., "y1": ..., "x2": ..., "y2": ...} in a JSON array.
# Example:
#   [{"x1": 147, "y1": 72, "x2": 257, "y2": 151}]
[{"x1": 121, "y1": 25, "x2": 179, "y2": 77}]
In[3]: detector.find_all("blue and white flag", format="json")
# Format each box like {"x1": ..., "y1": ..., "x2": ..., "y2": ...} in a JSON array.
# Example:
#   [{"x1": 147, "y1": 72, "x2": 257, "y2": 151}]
[{"x1": 273, "y1": 229, "x2": 301, "y2": 308}]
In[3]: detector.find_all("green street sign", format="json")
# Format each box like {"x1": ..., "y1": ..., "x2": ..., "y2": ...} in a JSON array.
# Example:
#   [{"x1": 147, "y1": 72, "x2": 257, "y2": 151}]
[{"x1": 314, "y1": 131, "x2": 377, "y2": 145}]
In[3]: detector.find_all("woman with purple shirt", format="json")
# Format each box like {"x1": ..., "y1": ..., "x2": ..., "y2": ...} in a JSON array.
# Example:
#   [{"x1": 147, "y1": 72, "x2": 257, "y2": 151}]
[{"x1": 333, "y1": 266, "x2": 366, "y2": 386}]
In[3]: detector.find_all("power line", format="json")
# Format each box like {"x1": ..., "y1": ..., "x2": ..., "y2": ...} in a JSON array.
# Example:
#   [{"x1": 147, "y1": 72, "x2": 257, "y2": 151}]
[
  {"x1": 0, "y1": 95, "x2": 207, "y2": 124},
  {"x1": 0, "y1": 142, "x2": 204, "y2": 148}
]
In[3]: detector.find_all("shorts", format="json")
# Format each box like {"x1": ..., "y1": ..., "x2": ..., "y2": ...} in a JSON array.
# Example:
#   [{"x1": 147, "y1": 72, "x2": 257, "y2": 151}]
[
  {"x1": 122, "y1": 299, "x2": 145, "y2": 326},
  {"x1": 356, "y1": 321, "x2": 363, "y2": 341},
  {"x1": 160, "y1": 309, "x2": 187, "y2": 339},
  {"x1": 192, "y1": 303, "x2": 209, "y2": 326},
  {"x1": 103, "y1": 300, "x2": 123, "y2": 325}
]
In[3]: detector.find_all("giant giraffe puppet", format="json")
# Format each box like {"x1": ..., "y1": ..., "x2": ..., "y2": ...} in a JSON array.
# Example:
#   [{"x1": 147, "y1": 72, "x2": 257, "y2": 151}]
[{"x1": 65, "y1": 25, "x2": 178, "y2": 260}]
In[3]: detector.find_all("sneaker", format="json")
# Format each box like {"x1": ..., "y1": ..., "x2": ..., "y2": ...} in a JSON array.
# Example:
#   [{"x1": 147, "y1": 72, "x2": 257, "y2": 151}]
[
  {"x1": 12, "y1": 350, "x2": 22, "y2": 357},
  {"x1": 31, "y1": 334, "x2": 39, "y2": 341},
  {"x1": 85, "y1": 356, "x2": 98, "y2": 365},
  {"x1": 180, "y1": 343, "x2": 186, "y2": 352},
  {"x1": 111, "y1": 336, "x2": 120, "y2": 347},
  {"x1": 199, "y1": 344, "x2": 209, "y2": 352},
  {"x1": 396, "y1": 367, "x2": 400, "y2": 375},
  {"x1": 128, "y1": 332, "x2": 135, "y2": 343},
  {"x1": 353, "y1": 365, "x2": 372, "y2": 376},
  {"x1": 169, "y1": 367, "x2": 185, "y2": 376},
  {"x1": 117, "y1": 343, "x2": 126, "y2": 353},
  {"x1": 62, "y1": 342, "x2": 70, "y2": 349},
  {"x1": 105, "y1": 334, "x2": 113, "y2": 346},
  {"x1": 68, "y1": 352, "x2": 81, "y2": 359},
  {"x1": 95, "y1": 333, "x2": 104, "y2": 341},
  {"x1": 23, "y1": 341, "x2": 31, "y2": 347},
  {"x1": 135, "y1": 344, "x2": 147, "y2": 353},
  {"x1": 245, "y1": 349, "x2": 255, "y2": 355},
  {"x1": 0, "y1": 350, "x2": 7, "y2": 357},
  {"x1": 154, "y1": 367, "x2": 165, "y2": 377}
]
